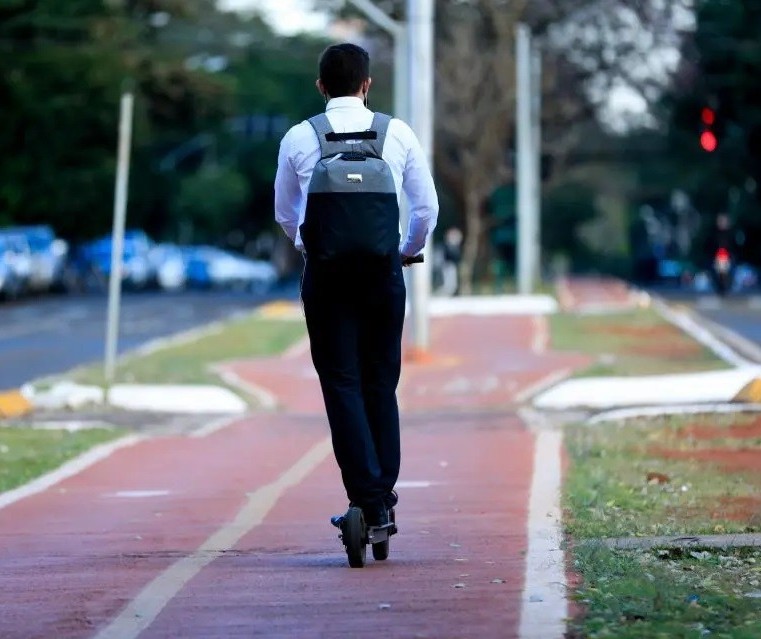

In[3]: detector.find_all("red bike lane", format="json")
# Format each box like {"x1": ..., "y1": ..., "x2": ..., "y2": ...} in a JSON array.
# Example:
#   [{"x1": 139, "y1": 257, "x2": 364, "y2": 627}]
[{"x1": 0, "y1": 313, "x2": 588, "y2": 639}]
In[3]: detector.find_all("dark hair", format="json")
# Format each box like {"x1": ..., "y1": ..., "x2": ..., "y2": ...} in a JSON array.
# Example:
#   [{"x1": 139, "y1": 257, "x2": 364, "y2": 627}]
[{"x1": 318, "y1": 43, "x2": 370, "y2": 98}]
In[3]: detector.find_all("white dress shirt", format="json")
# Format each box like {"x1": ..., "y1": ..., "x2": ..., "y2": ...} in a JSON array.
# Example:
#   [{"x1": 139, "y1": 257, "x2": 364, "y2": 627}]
[{"x1": 274, "y1": 96, "x2": 439, "y2": 256}]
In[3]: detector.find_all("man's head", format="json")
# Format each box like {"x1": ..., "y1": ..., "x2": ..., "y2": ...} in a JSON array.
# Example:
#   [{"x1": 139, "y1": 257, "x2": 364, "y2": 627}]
[{"x1": 316, "y1": 43, "x2": 372, "y2": 102}]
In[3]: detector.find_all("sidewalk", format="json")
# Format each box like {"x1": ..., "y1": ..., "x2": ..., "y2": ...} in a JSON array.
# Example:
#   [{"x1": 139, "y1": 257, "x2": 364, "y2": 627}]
[{"x1": 0, "y1": 311, "x2": 588, "y2": 639}]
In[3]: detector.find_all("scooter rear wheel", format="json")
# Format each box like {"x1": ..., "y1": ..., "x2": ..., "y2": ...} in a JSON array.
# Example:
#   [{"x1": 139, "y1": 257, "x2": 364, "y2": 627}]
[
  {"x1": 372, "y1": 508, "x2": 394, "y2": 561},
  {"x1": 344, "y1": 507, "x2": 367, "y2": 568}
]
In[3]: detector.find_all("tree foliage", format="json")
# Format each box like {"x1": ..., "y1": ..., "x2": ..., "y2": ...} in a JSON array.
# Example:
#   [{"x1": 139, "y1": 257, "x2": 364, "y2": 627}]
[{"x1": 0, "y1": 0, "x2": 332, "y2": 247}]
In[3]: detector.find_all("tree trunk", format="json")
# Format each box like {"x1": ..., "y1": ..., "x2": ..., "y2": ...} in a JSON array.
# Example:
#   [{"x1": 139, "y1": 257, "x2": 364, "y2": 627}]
[{"x1": 459, "y1": 188, "x2": 483, "y2": 295}]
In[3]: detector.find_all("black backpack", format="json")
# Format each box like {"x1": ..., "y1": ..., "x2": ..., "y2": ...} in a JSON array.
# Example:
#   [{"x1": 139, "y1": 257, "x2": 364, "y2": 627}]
[{"x1": 299, "y1": 113, "x2": 400, "y2": 261}]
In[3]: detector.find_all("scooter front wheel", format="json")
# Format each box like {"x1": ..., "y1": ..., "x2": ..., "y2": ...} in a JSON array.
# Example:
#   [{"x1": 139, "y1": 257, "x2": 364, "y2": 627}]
[{"x1": 343, "y1": 506, "x2": 367, "y2": 568}]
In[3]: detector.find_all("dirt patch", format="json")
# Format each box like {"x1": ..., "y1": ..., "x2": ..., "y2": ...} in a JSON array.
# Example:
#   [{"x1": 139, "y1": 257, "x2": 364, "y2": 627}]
[
  {"x1": 653, "y1": 447, "x2": 761, "y2": 475},
  {"x1": 593, "y1": 323, "x2": 703, "y2": 358},
  {"x1": 623, "y1": 341, "x2": 702, "y2": 358},
  {"x1": 678, "y1": 418, "x2": 761, "y2": 441},
  {"x1": 712, "y1": 496, "x2": 761, "y2": 524},
  {"x1": 594, "y1": 324, "x2": 680, "y2": 339}
]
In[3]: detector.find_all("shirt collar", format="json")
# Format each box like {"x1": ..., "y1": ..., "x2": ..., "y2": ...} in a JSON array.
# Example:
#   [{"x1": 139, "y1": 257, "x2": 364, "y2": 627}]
[{"x1": 326, "y1": 96, "x2": 366, "y2": 111}]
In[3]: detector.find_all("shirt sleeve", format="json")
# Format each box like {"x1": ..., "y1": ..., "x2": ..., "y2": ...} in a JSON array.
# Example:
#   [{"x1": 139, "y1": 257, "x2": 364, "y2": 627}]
[
  {"x1": 399, "y1": 126, "x2": 439, "y2": 257},
  {"x1": 274, "y1": 130, "x2": 303, "y2": 244}
]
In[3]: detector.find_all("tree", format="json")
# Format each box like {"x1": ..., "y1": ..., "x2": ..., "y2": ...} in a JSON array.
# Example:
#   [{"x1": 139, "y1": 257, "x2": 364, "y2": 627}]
[
  {"x1": 0, "y1": 0, "x2": 236, "y2": 240},
  {"x1": 320, "y1": 0, "x2": 692, "y2": 287}
]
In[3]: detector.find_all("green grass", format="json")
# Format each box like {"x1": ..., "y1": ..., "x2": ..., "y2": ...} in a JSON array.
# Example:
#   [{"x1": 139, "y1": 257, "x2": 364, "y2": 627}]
[
  {"x1": 550, "y1": 309, "x2": 727, "y2": 377},
  {"x1": 0, "y1": 426, "x2": 121, "y2": 492},
  {"x1": 67, "y1": 314, "x2": 306, "y2": 387},
  {"x1": 566, "y1": 415, "x2": 761, "y2": 637},
  {"x1": 565, "y1": 416, "x2": 761, "y2": 539},
  {"x1": 569, "y1": 544, "x2": 761, "y2": 639}
]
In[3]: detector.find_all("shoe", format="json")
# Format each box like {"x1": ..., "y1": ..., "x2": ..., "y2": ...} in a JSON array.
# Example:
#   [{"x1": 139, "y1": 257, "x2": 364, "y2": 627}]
[
  {"x1": 384, "y1": 490, "x2": 398, "y2": 510},
  {"x1": 362, "y1": 500, "x2": 389, "y2": 528}
]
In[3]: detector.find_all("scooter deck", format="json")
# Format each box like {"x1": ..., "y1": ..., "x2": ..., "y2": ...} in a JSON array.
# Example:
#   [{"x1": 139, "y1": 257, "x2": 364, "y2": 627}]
[{"x1": 330, "y1": 515, "x2": 398, "y2": 542}]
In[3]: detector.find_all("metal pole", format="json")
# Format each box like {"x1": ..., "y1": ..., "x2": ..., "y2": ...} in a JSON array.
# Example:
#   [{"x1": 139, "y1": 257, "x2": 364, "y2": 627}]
[
  {"x1": 104, "y1": 91, "x2": 134, "y2": 388},
  {"x1": 531, "y1": 43, "x2": 542, "y2": 288},
  {"x1": 407, "y1": 0, "x2": 434, "y2": 352},
  {"x1": 516, "y1": 24, "x2": 533, "y2": 295},
  {"x1": 394, "y1": 25, "x2": 410, "y2": 233}
]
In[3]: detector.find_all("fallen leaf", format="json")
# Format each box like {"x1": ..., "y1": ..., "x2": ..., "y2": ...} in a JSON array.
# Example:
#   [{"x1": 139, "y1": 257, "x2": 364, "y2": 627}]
[{"x1": 646, "y1": 472, "x2": 670, "y2": 485}]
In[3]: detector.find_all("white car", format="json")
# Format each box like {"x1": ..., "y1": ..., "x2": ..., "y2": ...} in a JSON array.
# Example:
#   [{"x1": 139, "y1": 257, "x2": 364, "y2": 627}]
[{"x1": 184, "y1": 246, "x2": 277, "y2": 293}]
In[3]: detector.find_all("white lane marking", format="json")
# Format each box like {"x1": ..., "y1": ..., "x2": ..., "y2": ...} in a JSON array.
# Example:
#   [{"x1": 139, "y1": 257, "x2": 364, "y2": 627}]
[
  {"x1": 514, "y1": 369, "x2": 571, "y2": 404},
  {"x1": 518, "y1": 429, "x2": 567, "y2": 639},
  {"x1": 112, "y1": 490, "x2": 171, "y2": 498},
  {"x1": 93, "y1": 437, "x2": 332, "y2": 639},
  {"x1": 653, "y1": 299, "x2": 752, "y2": 367},
  {"x1": 532, "y1": 315, "x2": 549, "y2": 354},
  {"x1": 0, "y1": 435, "x2": 145, "y2": 511},
  {"x1": 189, "y1": 415, "x2": 244, "y2": 439},
  {"x1": 213, "y1": 367, "x2": 278, "y2": 410},
  {"x1": 396, "y1": 480, "x2": 434, "y2": 488}
]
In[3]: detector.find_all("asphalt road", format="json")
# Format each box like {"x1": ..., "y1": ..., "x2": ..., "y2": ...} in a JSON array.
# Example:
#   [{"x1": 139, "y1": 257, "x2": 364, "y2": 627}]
[{"x1": 0, "y1": 289, "x2": 287, "y2": 390}]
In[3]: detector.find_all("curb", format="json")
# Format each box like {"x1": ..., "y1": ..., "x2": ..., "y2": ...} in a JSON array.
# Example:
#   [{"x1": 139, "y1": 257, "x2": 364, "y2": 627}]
[
  {"x1": 735, "y1": 378, "x2": 761, "y2": 402},
  {"x1": 0, "y1": 390, "x2": 33, "y2": 418}
]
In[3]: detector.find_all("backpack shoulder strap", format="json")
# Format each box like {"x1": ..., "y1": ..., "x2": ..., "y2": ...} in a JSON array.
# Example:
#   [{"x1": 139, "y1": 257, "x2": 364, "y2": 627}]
[
  {"x1": 362, "y1": 112, "x2": 392, "y2": 158},
  {"x1": 307, "y1": 114, "x2": 347, "y2": 159}
]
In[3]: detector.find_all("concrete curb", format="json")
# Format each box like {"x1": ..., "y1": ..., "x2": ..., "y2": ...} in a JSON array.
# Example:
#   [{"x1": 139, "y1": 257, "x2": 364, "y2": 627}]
[
  {"x1": 735, "y1": 378, "x2": 761, "y2": 403},
  {"x1": 0, "y1": 390, "x2": 33, "y2": 418},
  {"x1": 651, "y1": 298, "x2": 753, "y2": 367}
]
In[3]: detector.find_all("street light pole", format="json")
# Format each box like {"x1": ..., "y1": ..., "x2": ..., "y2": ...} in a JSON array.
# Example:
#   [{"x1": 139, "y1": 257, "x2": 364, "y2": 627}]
[
  {"x1": 531, "y1": 42, "x2": 542, "y2": 287},
  {"x1": 345, "y1": 0, "x2": 434, "y2": 354},
  {"x1": 516, "y1": 23, "x2": 537, "y2": 295},
  {"x1": 406, "y1": 0, "x2": 434, "y2": 353}
]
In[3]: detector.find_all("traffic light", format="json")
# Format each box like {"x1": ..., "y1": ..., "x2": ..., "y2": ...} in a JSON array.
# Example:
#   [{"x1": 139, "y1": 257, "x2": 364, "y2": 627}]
[{"x1": 700, "y1": 106, "x2": 718, "y2": 152}]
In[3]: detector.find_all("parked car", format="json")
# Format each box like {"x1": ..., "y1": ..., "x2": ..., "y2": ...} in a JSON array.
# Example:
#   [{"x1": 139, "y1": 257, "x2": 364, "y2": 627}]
[
  {"x1": 74, "y1": 230, "x2": 155, "y2": 291},
  {"x1": 0, "y1": 231, "x2": 33, "y2": 297},
  {"x1": 0, "y1": 247, "x2": 23, "y2": 299},
  {"x1": 148, "y1": 243, "x2": 186, "y2": 291},
  {"x1": 183, "y1": 246, "x2": 277, "y2": 293},
  {"x1": 10, "y1": 225, "x2": 71, "y2": 292}
]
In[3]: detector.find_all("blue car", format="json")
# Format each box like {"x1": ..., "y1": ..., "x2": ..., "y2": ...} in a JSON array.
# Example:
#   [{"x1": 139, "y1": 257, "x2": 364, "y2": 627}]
[
  {"x1": 0, "y1": 231, "x2": 33, "y2": 298},
  {"x1": 9, "y1": 225, "x2": 71, "y2": 292},
  {"x1": 74, "y1": 230, "x2": 155, "y2": 291},
  {"x1": 182, "y1": 246, "x2": 277, "y2": 293}
]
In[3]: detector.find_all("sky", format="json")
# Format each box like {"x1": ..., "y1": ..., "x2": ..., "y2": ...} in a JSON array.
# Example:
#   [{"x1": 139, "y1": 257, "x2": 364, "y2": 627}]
[{"x1": 216, "y1": 0, "x2": 330, "y2": 36}]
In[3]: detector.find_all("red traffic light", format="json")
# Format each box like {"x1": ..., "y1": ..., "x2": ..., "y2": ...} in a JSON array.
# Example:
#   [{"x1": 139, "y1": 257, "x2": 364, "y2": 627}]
[
  {"x1": 701, "y1": 107, "x2": 715, "y2": 125},
  {"x1": 700, "y1": 130, "x2": 718, "y2": 152}
]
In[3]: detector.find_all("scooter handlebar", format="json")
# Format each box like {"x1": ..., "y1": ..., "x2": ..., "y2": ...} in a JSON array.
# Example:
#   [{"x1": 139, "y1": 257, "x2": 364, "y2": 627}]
[{"x1": 401, "y1": 254, "x2": 424, "y2": 266}]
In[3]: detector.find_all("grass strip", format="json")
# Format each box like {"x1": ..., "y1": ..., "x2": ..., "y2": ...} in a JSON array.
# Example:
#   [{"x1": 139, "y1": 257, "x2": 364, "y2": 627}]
[
  {"x1": 565, "y1": 416, "x2": 761, "y2": 539},
  {"x1": 0, "y1": 426, "x2": 120, "y2": 493},
  {"x1": 569, "y1": 544, "x2": 761, "y2": 639},
  {"x1": 566, "y1": 415, "x2": 761, "y2": 637},
  {"x1": 68, "y1": 314, "x2": 306, "y2": 387},
  {"x1": 550, "y1": 308, "x2": 726, "y2": 377}
]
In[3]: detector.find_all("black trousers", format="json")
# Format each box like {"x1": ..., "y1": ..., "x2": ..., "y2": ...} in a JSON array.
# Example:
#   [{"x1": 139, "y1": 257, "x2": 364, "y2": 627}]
[{"x1": 301, "y1": 256, "x2": 406, "y2": 510}]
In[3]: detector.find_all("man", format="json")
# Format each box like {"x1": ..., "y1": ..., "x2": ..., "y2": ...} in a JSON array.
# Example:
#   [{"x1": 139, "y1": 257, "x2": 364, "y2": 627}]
[{"x1": 274, "y1": 43, "x2": 438, "y2": 526}]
